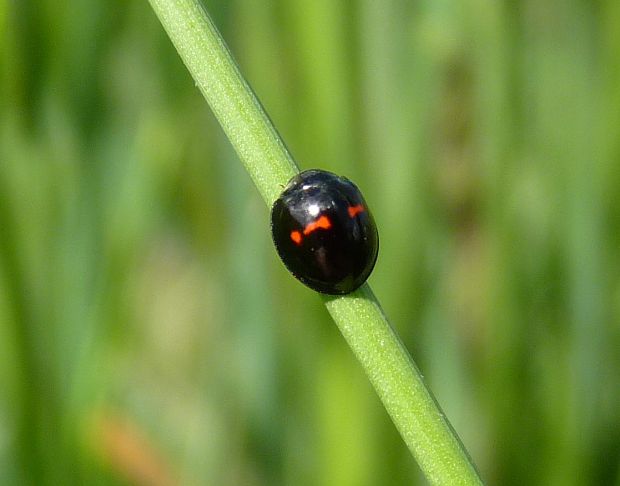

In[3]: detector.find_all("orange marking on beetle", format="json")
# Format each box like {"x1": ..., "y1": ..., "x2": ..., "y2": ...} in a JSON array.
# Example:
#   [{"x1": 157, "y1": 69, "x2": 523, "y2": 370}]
[
  {"x1": 290, "y1": 230, "x2": 303, "y2": 245},
  {"x1": 348, "y1": 204, "x2": 365, "y2": 218},
  {"x1": 303, "y1": 215, "x2": 332, "y2": 235}
]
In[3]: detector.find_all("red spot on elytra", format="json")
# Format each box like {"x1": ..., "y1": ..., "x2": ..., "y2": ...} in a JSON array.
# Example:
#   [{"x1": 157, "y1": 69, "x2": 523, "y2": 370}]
[
  {"x1": 290, "y1": 230, "x2": 303, "y2": 245},
  {"x1": 303, "y1": 215, "x2": 332, "y2": 235},
  {"x1": 290, "y1": 215, "x2": 332, "y2": 246},
  {"x1": 348, "y1": 205, "x2": 365, "y2": 218}
]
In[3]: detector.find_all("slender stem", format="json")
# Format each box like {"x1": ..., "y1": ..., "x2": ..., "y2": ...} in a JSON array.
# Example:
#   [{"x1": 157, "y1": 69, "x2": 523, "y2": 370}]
[
  {"x1": 147, "y1": 0, "x2": 297, "y2": 204},
  {"x1": 147, "y1": 0, "x2": 483, "y2": 483},
  {"x1": 323, "y1": 286, "x2": 481, "y2": 485}
]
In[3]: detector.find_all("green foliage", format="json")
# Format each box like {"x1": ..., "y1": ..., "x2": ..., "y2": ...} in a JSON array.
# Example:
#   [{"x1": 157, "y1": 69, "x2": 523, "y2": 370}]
[{"x1": 1, "y1": 0, "x2": 620, "y2": 485}]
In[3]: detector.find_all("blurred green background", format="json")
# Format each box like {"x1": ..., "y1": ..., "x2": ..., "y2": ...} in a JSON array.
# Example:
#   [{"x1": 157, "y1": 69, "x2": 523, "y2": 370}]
[{"x1": 2, "y1": 0, "x2": 620, "y2": 484}]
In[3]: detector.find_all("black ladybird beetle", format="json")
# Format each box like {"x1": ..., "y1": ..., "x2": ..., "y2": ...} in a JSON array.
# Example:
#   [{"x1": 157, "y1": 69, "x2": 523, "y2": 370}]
[{"x1": 271, "y1": 169, "x2": 379, "y2": 294}]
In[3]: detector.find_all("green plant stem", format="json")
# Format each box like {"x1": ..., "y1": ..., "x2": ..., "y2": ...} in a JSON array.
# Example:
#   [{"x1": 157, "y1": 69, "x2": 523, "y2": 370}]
[
  {"x1": 148, "y1": 0, "x2": 297, "y2": 204},
  {"x1": 323, "y1": 287, "x2": 481, "y2": 485},
  {"x1": 147, "y1": 0, "x2": 483, "y2": 483}
]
